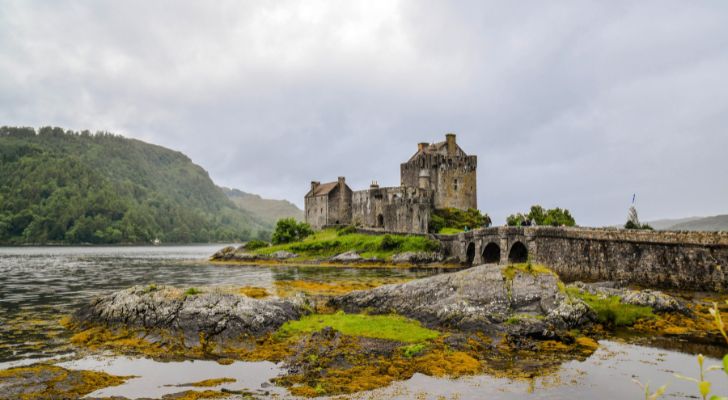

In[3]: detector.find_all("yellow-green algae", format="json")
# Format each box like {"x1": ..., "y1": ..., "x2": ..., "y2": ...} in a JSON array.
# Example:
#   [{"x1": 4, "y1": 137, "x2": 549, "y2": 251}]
[
  {"x1": 0, "y1": 364, "x2": 130, "y2": 399},
  {"x1": 275, "y1": 311, "x2": 440, "y2": 343},
  {"x1": 61, "y1": 311, "x2": 600, "y2": 397}
]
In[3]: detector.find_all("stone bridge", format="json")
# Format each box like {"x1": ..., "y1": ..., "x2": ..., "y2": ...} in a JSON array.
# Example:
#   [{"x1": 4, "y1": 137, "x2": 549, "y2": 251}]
[{"x1": 437, "y1": 227, "x2": 728, "y2": 292}]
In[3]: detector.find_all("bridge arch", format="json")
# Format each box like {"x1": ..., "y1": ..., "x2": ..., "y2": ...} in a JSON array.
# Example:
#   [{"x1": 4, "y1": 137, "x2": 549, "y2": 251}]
[
  {"x1": 482, "y1": 242, "x2": 501, "y2": 264},
  {"x1": 508, "y1": 241, "x2": 528, "y2": 263},
  {"x1": 465, "y1": 242, "x2": 476, "y2": 266}
]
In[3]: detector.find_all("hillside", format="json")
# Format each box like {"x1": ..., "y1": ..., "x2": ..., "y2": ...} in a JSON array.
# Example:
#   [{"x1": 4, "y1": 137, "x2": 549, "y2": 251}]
[
  {"x1": 666, "y1": 215, "x2": 728, "y2": 232},
  {"x1": 645, "y1": 217, "x2": 702, "y2": 230},
  {"x1": 222, "y1": 187, "x2": 303, "y2": 226},
  {"x1": 0, "y1": 126, "x2": 270, "y2": 244}
]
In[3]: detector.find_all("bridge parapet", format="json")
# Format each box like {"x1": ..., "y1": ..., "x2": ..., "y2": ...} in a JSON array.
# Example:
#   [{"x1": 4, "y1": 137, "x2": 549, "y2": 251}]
[{"x1": 440, "y1": 226, "x2": 728, "y2": 292}]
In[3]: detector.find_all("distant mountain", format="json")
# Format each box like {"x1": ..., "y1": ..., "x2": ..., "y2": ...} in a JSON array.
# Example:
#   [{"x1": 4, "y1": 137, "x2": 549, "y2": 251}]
[
  {"x1": 645, "y1": 217, "x2": 703, "y2": 230},
  {"x1": 0, "y1": 126, "x2": 271, "y2": 244},
  {"x1": 222, "y1": 187, "x2": 303, "y2": 226},
  {"x1": 665, "y1": 215, "x2": 728, "y2": 232}
]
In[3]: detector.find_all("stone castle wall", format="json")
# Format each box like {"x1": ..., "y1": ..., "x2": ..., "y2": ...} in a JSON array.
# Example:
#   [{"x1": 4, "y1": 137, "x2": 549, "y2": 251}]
[
  {"x1": 400, "y1": 153, "x2": 477, "y2": 210},
  {"x1": 351, "y1": 186, "x2": 432, "y2": 234},
  {"x1": 441, "y1": 227, "x2": 728, "y2": 292}
]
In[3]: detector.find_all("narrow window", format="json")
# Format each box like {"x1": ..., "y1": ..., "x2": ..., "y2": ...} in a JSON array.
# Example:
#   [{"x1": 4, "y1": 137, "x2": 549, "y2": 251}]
[{"x1": 454, "y1": 179, "x2": 458, "y2": 191}]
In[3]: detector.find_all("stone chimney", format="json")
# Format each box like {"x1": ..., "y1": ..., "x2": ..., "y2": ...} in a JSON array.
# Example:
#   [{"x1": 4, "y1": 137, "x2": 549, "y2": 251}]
[
  {"x1": 337, "y1": 176, "x2": 346, "y2": 189},
  {"x1": 370, "y1": 180, "x2": 379, "y2": 189},
  {"x1": 418, "y1": 142, "x2": 429, "y2": 152},
  {"x1": 311, "y1": 181, "x2": 320, "y2": 194},
  {"x1": 446, "y1": 133, "x2": 456, "y2": 155}
]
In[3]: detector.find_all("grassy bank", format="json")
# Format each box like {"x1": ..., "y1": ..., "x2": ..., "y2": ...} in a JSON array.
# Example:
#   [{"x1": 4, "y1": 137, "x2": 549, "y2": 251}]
[{"x1": 252, "y1": 229, "x2": 440, "y2": 261}]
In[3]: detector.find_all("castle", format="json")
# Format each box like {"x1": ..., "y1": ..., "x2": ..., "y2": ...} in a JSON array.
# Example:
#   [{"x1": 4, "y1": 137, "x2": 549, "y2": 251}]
[{"x1": 305, "y1": 133, "x2": 477, "y2": 233}]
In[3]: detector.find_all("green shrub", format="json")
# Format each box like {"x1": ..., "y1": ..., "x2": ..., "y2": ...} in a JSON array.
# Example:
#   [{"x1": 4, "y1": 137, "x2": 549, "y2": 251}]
[
  {"x1": 243, "y1": 239, "x2": 269, "y2": 250},
  {"x1": 380, "y1": 234, "x2": 403, "y2": 250},
  {"x1": 507, "y1": 205, "x2": 576, "y2": 227},
  {"x1": 184, "y1": 287, "x2": 202, "y2": 296},
  {"x1": 271, "y1": 218, "x2": 313, "y2": 244},
  {"x1": 402, "y1": 343, "x2": 427, "y2": 358},
  {"x1": 429, "y1": 208, "x2": 491, "y2": 233}
]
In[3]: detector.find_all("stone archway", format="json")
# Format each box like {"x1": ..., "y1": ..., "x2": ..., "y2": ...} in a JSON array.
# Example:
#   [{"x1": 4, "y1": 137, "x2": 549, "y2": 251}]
[
  {"x1": 482, "y1": 242, "x2": 501, "y2": 264},
  {"x1": 377, "y1": 214, "x2": 384, "y2": 228},
  {"x1": 508, "y1": 241, "x2": 528, "y2": 263},
  {"x1": 465, "y1": 242, "x2": 476, "y2": 266}
]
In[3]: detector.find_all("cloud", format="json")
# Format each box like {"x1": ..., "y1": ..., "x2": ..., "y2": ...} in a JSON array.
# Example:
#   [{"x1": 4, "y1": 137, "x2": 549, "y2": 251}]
[{"x1": 1, "y1": 0, "x2": 727, "y2": 226}]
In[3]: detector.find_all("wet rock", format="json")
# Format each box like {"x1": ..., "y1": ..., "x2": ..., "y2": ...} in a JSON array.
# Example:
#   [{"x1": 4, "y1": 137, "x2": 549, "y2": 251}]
[
  {"x1": 330, "y1": 264, "x2": 593, "y2": 337},
  {"x1": 72, "y1": 285, "x2": 309, "y2": 344},
  {"x1": 568, "y1": 282, "x2": 689, "y2": 314},
  {"x1": 210, "y1": 246, "x2": 237, "y2": 260},
  {"x1": 330, "y1": 251, "x2": 362, "y2": 262},
  {"x1": 0, "y1": 364, "x2": 128, "y2": 399},
  {"x1": 391, "y1": 251, "x2": 443, "y2": 264}
]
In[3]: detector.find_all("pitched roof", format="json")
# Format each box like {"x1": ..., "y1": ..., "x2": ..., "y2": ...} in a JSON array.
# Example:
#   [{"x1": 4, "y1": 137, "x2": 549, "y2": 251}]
[
  {"x1": 307, "y1": 182, "x2": 339, "y2": 197},
  {"x1": 407, "y1": 141, "x2": 464, "y2": 162}
]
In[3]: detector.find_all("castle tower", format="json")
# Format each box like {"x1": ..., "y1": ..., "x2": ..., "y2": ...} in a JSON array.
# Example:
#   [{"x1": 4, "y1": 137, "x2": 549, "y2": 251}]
[{"x1": 400, "y1": 133, "x2": 477, "y2": 210}]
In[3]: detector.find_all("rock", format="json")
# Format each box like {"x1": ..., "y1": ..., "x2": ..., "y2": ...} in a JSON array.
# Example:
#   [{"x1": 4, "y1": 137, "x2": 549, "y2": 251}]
[
  {"x1": 0, "y1": 365, "x2": 128, "y2": 399},
  {"x1": 330, "y1": 264, "x2": 593, "y2": 337},
  {"x1": 72, "y1": 286, "x2": 309, "y2": 344},
  {"x1": 568, "y1": 282, "x2": 689, "y2": 314},
  {"x1": 391, "y1": 251, "x2": 443, "y2": 264},
  {"x1": 330, "y1": 251, "x2": 362, "y2": 262},
  {"x1": 210, "y1": 246, "x2": 236, "y2": 260},
  {"x1": 271, "y1": 250, "x2": 298, "y2": 260}
]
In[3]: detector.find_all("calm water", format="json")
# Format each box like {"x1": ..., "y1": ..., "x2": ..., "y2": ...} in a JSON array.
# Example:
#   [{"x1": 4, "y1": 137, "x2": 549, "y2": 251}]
[{"x1": 0, "y1": 246, "x2": 726, "y2": 399}]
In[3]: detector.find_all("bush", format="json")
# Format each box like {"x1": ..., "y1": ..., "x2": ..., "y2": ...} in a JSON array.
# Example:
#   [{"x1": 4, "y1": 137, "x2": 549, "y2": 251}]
[
  {"x1": 243, "y1": 239, "x2": 269, "y2": 250},
  {"x1": 429, "y1": 208, "x2": 491, "y2": 233},
  {"x1": 380, "y1": 234, "x2": 404, "y2": 250},
  {"x1": 271, "y1": 218, "x2": 313, "y2": 244},
  {"x1": 507, "y1": 205, "x2": 576, "y2": 227},
  {"x1": 624, "y1": 220, "x2": 654, "y2": 230}
]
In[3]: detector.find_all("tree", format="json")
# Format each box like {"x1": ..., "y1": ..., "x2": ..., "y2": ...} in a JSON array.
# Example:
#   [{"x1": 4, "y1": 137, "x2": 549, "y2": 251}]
[
  {"x1": 507, "y1": 205, "x2": 576, "y2": 227},
  {"x1": 624, "y1": 205, "x2": 653, "y2": 230},
  {"x1": 272, "y1": 218, "x2": 313, "y2": 244}
]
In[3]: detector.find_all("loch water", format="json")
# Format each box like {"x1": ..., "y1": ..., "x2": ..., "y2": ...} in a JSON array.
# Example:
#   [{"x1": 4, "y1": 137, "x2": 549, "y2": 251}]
[{"x1": 0, "y1": 246, "x2": 726, "y2": 399}]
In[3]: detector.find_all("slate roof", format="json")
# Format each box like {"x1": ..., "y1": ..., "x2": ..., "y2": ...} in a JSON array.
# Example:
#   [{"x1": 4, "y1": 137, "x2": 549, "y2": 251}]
[{"x1": 306, "y1": 181, "x2": 339, "y2": 197}]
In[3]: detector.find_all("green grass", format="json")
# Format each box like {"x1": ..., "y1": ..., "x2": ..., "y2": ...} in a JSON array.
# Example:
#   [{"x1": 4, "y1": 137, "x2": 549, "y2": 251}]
[
  {"x1": 252, "y1": 229, "x2": 440, "y2": 260},
  {"x1": 566, "y1": 287, "x2": 655, "y2": 326},
  {"x1": 505, "y1": 313, "x2": 545, "y2": 325},
  {"x1": 401, "y1": 343, "x2": 427, "y2": 358},
  {"x1": 438, "y1": 227, "x2": 463, "y2": 235},
  {"x1": 184, "y1": 287, "x2": 202, "y2": 296},
  {"x1": 275, "y1": 311, "x2": 440, "y2": 343}
]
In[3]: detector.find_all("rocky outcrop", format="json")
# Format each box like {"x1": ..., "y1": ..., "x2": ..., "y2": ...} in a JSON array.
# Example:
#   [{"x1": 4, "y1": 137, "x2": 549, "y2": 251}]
[
  {"x1": 210, "y1": 246, "x2": 297, "y2": 262},
  {"x1": 330, "y1": 251, "x2": 362, "y2": 262},
  {"x1": 568, "y1": 281, "x2": 689, "y2": 314},
  {"x1": 330, "y1": 265, "x2": 594, "y2": 337},
  {"x1": 391, "y1": 251, "x2": 443, "y2": 264},
  {"x1": 72, "y1": 286, "x2": 308, "y2": 344}
]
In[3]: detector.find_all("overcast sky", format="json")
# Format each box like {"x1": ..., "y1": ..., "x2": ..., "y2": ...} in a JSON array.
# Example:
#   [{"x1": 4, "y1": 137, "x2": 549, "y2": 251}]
[{"x1": 1, "y1": 1, "x2": 727, "y2": 226}]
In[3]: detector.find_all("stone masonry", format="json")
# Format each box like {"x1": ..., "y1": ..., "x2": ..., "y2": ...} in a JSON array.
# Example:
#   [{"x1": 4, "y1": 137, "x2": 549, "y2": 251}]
[{"x1": 305, "y1": 134, "x2": 477, "y2": 233}]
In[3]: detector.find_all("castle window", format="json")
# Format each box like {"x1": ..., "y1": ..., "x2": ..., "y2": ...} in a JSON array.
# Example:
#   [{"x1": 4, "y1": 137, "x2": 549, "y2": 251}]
[{"x1": 454, "y1": 179, "x2": 458, "y2": 191}]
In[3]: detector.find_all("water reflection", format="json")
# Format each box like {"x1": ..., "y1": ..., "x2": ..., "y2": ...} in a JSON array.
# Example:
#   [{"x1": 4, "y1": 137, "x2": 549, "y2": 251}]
[{"x1": 0, "y1": 246, "x2": 440, "y2": 363}]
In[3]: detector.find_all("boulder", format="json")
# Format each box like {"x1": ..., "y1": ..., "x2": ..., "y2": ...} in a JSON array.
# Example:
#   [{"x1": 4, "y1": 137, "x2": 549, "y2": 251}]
[
  {"x1": 390, "y1": 251, "x2": 443, "y2": 264},
  {"x1": 330, "y1": 251, "x2": 362, "y2": 262},
  {"x1": 568, "y1": 282, "x2": 689, "y2": 314},
  {"x1": 271, "y1": 250, "x2": 298, "y2": 260},
  {"x1": 330, "y1": 264, "x2": 594, "y2": 337},
  {"x1": 210, "y1": 246, "x2": 236, "y2": 260},
  {"x1": 72, "y1": 286, "x2": 308, "y2": 344}
]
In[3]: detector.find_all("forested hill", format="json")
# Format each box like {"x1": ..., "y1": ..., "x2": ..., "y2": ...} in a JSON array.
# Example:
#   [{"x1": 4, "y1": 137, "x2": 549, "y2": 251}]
[
  {"x1": 222, "y1": 187, "x2": 303, "y2": 226},
  {"x1": 0, "y1": 126, "x2": 270, "y2": 244}
]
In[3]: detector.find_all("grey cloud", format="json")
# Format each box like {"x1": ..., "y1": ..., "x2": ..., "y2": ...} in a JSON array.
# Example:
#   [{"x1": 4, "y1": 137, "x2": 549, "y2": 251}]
[{"x1": 1, "y1": 0, "x2": 727, "y2": 226}]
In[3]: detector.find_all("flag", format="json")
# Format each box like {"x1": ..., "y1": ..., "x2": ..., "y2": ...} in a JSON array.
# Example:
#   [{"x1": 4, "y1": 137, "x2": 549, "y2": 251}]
[{"x1": 632, "y1": 194, "x2": 636, "y2": 204}]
